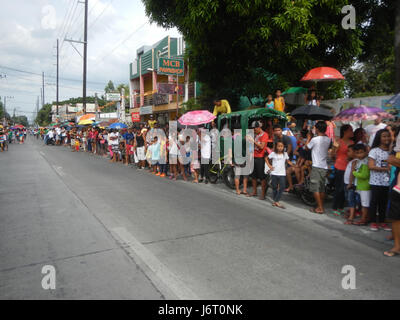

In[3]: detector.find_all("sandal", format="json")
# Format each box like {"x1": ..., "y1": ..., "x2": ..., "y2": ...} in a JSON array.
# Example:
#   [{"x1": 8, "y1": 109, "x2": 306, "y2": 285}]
[
  {"x1": 310, "y1": 208, "x2": 324, "y2": 214},
  {"x1": 352, "y1": 220, "x2": 368, "y2": 226},
  {"x1": 383, "y1": 250, "x2": 400, "y2": 257},
  {"x1": 246, "y1": 193, "x2": 257, "y2": 197},
  {"x1": 275, "y1": 203, "x2": 286, "y2": 209},
  {"x1": 332, "y1": 210, "x2": 342, "y2": 216},
  {"x1": 344, "y1": 219, "x2": 353, "y2": 225},
  {"x1": 242, "y1": 192, "x2": 249, "y2": 196}
]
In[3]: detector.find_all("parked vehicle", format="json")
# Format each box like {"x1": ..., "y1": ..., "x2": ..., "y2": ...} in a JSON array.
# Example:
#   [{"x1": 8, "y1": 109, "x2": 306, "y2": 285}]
[{"x1": 209, "y1": 107, "x2": 288, "y2": 189}]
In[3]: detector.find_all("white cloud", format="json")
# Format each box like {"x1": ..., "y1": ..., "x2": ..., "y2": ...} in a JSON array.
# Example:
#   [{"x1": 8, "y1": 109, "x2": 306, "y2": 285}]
[{"x1": 0, "y1": 0, "x2": 181, "y2": 122}]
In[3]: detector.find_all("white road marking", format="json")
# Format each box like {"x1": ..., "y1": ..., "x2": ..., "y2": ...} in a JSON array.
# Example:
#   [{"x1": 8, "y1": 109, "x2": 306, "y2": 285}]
[
  {"x1": 39, "y1": 151, "x2": 45, "y2": 156},
  {"x1": 52, "y1": 165, "x2": 65, "y2": 177},
  {"x1": 111, "y1": 226, "x2": 198, "y2": 300}
]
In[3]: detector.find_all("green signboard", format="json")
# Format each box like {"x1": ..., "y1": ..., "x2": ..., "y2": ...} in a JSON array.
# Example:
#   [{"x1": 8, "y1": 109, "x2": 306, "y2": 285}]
[{"x1": 158, "y1": 58, "x2": 184, "y2": 76}]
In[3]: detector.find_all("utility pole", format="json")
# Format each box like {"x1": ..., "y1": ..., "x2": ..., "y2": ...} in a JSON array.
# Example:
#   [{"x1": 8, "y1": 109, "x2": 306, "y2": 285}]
[
  {"x1": 36, "y1": 96, "x2": 39, "y2": 126},
  {"x1": 56, "y1": 38, "x2": 59, "y2": 116},
  {"x1": 64, "y1": 0, "x2": 88, "y2": 114},
  {"x1": 3, "y1": 97, "x2": 6, "y2": 127},
  {"x1": 95, "y1": 92, "x2": 99, "y2": 121},
  {"x1": 42, "y1": 72, "x2": 45, "y2": 106},
  {"x1": 121, "y1": 87, "x2": 126, "y2": 122},
  {"x1": 83, "y1": 0, "x2": 88, "y2": 114}
]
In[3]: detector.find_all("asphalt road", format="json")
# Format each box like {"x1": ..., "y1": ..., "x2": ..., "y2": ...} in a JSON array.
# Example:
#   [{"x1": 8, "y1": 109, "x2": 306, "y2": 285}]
[{"x1": 1, "y1": 137, "x2": 399, "y2": 299}]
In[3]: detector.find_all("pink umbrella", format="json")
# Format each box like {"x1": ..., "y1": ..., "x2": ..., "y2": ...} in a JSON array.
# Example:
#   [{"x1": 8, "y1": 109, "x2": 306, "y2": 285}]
[{"x1": 178, "y1": 110, "x2": 216, "y2": 126}]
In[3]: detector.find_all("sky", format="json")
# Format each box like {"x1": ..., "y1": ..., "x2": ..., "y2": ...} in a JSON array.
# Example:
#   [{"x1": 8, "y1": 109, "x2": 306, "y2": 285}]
[{"x1": 0, "y1": 0, "x2": 181, "y2": 122}]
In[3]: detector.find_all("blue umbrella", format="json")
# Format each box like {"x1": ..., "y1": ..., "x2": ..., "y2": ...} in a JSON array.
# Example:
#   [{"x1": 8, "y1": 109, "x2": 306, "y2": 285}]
[
  {"x1": 387, "y1": 93, "x2": 400, "y2": 107},
  {"x1": 108, "y1": 122, "x2": 128, "y2": 129}
]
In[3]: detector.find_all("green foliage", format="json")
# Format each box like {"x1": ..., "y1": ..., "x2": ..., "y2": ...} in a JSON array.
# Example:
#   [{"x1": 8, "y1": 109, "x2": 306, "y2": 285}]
[
  {"x1": 0, "y1": 101, "x2": 11, "y2": 120},
  {"x1": 35, "y1": 103, "x2": 52, "y2": 127},
  {"x1": 104, "y1": 80, "x2": 116, "y2": 93},
  {"x1": 181, "y1": 98, "x2": 203, "y2": 113},
  {"x1": 143, "y1": 0, "x2": 362, "y2": 102},
  {"x1": 11, "y1": 115, "x2": 28, "y2": 127},
  {"x1": 344, "y1": 53, "x2": 395, "y2": 98}
]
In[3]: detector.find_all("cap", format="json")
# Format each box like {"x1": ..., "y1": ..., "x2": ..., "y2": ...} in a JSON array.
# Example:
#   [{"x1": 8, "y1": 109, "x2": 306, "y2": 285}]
[{"x1": 251, "y1": 121, "x2": 261, "y2": 129}]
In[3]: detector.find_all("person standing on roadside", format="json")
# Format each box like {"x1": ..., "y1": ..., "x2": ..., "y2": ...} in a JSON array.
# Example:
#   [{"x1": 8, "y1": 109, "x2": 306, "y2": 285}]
[
  {"x1": 365, "y1": 116, "x2": 387, "y2": 147},
  {"x1": 246, "y1": 121, "x2": 269, "y2": 199},
  {"x1": 199, "y1": 129, "x2": 211, "y2": 183},
  {"x1": 135, "y1": 127, "x2": 146, "y2": 169},
  {"x1": 331, "y1": 124, "x2": 354, "y2": 216},
  {"x1": 306, "y1": 121, "x2": 332, "y2": 214},
  {"x1": 384, "y1": 131, "x2": 400, "y2": 256},
  {"x1": 367, "y1": 129, "x2": 392, "y2": 232}
]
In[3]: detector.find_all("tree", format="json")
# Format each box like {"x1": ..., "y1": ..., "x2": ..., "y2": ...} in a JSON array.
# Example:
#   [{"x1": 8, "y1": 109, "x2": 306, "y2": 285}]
[
  {"x1": 352, "y1": 0, "x2": 398, "y2": 93},
  {"x1": 0, "y1": 101, "x2": 10, "y2": 120},
  {"x1": 104, "y1": 80, "x2": 116, "y2": 93},
  {"x1": 35, "y1": 103, "x2": 52, "y2": 127},
  {"x1": 143, "y1": 0, "x2": 363, "y2": 106},
  {"x1": 11, "y1": 115, "x2": 28, "y2": 127}
]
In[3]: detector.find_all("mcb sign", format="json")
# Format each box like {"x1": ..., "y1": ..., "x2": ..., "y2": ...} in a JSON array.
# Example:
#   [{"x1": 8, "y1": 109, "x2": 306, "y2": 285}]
[{"x1": 158, "y1": 58, "x2": 184, "y2": 76}]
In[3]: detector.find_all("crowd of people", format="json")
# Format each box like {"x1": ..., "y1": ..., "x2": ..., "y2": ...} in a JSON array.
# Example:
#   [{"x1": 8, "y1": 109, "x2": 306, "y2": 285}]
[
  {"x1": 35, "y1": 109, "x2": 400, "y2": 258},
  {"x1": 0, "y1": 127, "x2": 27, "y2": 151}
]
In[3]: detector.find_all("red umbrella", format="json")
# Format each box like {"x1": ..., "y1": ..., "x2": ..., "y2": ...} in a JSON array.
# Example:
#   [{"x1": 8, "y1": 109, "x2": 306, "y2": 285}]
[
  {"x1": 14, "y1": 124, "x2": 24, "y2": 129},
  {"x1": 300, "y1": 67, "x2": 344, "y2": 82}
]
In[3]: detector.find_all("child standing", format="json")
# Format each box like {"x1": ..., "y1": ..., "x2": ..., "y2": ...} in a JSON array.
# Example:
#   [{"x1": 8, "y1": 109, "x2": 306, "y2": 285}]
[
  {"x1": 343, "y1": 144, "x2": 357, "y2": 224},
  {"x1": 151, "y1": 137, "x2": 160, "y2": 175},
  {"x1": 265, "y1": 141, "x2": 295, "y2": 209},
  {"x1": 265, "y1": 94, "x2": 274, "y2": 109},
  {"x1": 367, "y1": 129, "x2": 392, "y2": 231},
  {"x1": 352, "y1": 143, "x2": 370, "y2": 226}
]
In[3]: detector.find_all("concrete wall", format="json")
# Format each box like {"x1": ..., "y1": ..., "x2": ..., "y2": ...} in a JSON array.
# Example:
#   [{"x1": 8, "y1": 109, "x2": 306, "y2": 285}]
[{"x1": 322, "y1": 95, "x2": 393, "y2": 114}]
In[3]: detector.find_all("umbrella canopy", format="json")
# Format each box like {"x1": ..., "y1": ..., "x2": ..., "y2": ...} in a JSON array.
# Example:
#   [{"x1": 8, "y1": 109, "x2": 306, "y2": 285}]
[
  {"x1": 97, "y1": 121, "x2": 111, "y2": 127},
  {"x1": 78, "y1": 113, "x2": 96, "y2": 121},
  {"x1": 108, "y1": 122, "x2": 128, "y2": 129},
  {"x1": 78, "y1": 119, "x2": 94, "y2": 125},
  {"x1": 14, "y1": 124, "x2": 25, "y2": 129},
  {"x1": 178, "y1": 110, "x2": 216, "y2": 126},
  {"x1": 386, "y1": 93, "x2": 400, "y2": 107},
  {"x1": 282, "y1": 87, "x2": 308, "y2": 94},
  {"x1": 290, "y1": 105, "x2": 334, "y2": 121},
  {"x1": 333, "y1": 105, "x2": 394, "y2": 122},
  {"x1": 300, "y1": 67, "x2": 344, "y2": 82}
]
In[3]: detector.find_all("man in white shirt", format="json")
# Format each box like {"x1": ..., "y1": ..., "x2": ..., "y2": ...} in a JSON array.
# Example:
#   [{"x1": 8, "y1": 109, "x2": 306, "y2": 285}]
[
  {"x1": 306, "y1": 121, "x2": 332, "y2": 214},
  {"x1": 200, "y1": 129, "x2": 211, "y2": 183},
  {"x1": 108, "y1": 129, "x2": 119, "y2": 163},
  {"x1": 365, "y1": 117, "x2": 387, "y2": 147}
]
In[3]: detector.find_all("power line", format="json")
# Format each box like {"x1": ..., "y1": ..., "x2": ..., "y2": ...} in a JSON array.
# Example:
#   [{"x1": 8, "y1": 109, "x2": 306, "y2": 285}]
[
  {"x1": 95, "y1": 21, "x2": 148, "y2": 65},
  {"x1": 0, "y1": 65, "x2": 105, "y2": 85},
  {"x1": 89, "y1": 0, "x2": 115, "y2": 29}
]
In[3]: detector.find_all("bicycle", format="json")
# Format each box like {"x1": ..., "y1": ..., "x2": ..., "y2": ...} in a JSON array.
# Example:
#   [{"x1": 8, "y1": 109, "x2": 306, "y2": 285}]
[{"x1": 208, "y1": 157, "x2": 236, "y2": 189}]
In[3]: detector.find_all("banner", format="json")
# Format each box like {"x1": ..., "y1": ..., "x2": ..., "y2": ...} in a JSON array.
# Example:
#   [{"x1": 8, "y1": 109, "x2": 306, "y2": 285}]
[
  {"x1": 131, "y1": 112, "x2": 140, "y2": 122},
  {"x1": 157, "y1": 83, "x2": 184, "y2": 95}
]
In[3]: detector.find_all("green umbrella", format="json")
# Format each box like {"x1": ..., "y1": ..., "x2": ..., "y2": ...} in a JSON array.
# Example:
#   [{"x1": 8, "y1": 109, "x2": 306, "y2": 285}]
[{"x1": 282, "y1": 87, "x2": 308, "y2": 95}]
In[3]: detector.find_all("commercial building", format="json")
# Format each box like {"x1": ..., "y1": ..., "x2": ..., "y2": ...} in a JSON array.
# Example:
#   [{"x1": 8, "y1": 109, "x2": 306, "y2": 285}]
[{"x1": 129, "y1": 36, "x2": 200, "y2": 125}]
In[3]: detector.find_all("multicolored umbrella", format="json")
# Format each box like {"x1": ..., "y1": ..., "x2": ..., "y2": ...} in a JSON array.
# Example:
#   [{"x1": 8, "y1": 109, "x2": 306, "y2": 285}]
[
  {"x1": 178, "y1": 110, "x2": 216, "y2": 126},
  {"x1": 300, "y1": 67, "x2": 344, "y2": 82},
  {"x1": 78, "y1": 113, "x2": 96, "y2": 121},
  {"x1": 78, "y1": 119, "x2": 94, "y2": 125},
  {"x1": 333, "y1": 105, "x2": 394, "y2": 122}
]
